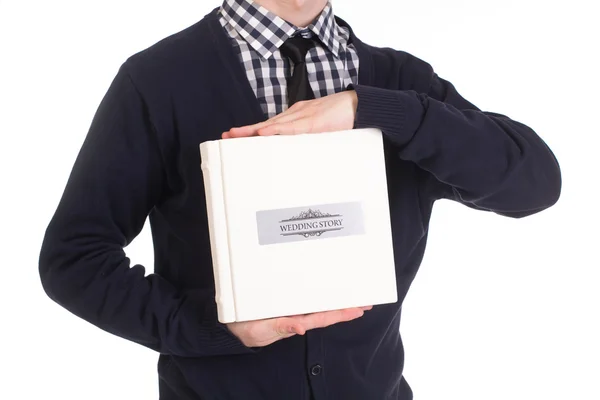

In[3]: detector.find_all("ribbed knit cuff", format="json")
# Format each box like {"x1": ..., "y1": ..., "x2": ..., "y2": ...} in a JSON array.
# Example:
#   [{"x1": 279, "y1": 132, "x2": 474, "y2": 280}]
[
  {"x1": 350, "y1": 84, "x2": 424, "y2": 148},
  {"x1": 175, "y1": 290, "x2": 258, "y2": 357},
  {"x1": 203, "y1": 300, "x2": 259, "y2": 355},
  {"x1": 212, "y1": 322, "x2": 259, "y2": 353}
]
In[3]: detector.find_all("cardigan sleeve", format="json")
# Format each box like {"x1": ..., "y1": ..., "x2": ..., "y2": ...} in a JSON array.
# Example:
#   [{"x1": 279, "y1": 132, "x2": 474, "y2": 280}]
[
  {"x1": 352, "y1": 53, "x2": 561, "y2": 218},
  {"x1": 38, "y1": 63, "x2": 254, "y2": 357}
]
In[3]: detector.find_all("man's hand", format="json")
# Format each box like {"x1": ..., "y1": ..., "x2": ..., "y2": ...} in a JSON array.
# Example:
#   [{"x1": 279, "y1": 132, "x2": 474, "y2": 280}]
[
  {"x1": 227, "y1": 306, "x2": 372, "y2": 348},
  {"x1": 222, "y1": 90, "x2": 358, "y2": 138},
  {"x1": 223, "y1": 90, "x2": 365, "y2": 348}
]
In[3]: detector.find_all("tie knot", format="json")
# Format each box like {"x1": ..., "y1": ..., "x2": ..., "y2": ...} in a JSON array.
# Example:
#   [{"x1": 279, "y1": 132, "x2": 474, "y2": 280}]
[{"x1": 280, "y1": 35, "x2": 316, "y2": 64}]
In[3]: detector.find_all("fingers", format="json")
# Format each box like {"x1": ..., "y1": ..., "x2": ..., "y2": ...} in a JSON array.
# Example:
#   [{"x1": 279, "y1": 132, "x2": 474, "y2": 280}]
[
  {"x1": 285, "y1": 307, "x2": 370, "y2": 335},
  {"x1": 309, "y1": 308, "x2": 366, "y2": 329},
  {"x1": 223, "y1": 122, "x2": 268, "y2": 139},
  {"x1": 223, "y1": 104, "x2": 306, "y2": 138},
  {"x1": 257, "y1": 118, "x2": 310, "y2": 136}
]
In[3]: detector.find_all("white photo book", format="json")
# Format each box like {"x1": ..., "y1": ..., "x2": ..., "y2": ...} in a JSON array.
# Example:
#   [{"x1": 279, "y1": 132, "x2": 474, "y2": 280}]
[{"x1": 199, "y1": 128, "x2": 397, "y2": 323}]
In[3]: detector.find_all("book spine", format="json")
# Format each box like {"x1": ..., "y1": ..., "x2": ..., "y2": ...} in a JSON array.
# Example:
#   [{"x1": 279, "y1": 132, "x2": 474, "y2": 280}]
[{"x1": 199, "y1": 141, "x2": 236, "y2": 323}]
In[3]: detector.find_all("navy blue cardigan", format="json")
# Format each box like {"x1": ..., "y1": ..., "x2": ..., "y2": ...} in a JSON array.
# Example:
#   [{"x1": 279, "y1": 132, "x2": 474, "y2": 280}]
[{"x1": 39, "y1": 8, "x2": 561, "y2": 400}]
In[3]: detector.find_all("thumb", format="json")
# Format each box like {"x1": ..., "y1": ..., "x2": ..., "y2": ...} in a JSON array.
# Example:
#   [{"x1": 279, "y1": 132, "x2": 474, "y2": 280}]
[{"x1": 275, "y1": 318, "x2": 304, "y2": 336}]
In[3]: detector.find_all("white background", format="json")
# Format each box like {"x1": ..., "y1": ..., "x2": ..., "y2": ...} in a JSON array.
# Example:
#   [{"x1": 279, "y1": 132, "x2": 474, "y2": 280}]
[{"x1": 1, "y1": 0, "x2": 598, "y2": 399}]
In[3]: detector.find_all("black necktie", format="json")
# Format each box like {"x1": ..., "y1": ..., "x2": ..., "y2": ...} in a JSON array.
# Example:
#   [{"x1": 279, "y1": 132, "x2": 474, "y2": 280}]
[{"x1": 280, "y1": 35, "x2": 316, "y2": 106}]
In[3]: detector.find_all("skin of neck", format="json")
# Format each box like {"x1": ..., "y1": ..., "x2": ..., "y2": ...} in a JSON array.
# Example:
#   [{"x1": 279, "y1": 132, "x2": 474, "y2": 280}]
[{"x1": 252, "y1": 0, "x2": 329, "y2": 27}]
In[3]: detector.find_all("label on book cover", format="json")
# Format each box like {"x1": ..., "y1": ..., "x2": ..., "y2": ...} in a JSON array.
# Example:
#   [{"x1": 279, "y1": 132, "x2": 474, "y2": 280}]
[{"x1": 256, "y1": 202, "x2": 365, "y2": 245}]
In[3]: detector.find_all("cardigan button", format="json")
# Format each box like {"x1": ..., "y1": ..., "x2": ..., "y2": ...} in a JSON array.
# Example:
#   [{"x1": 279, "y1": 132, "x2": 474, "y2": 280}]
[{"x1": 310, "y1": 364, "x2": 322, "y2": 376}]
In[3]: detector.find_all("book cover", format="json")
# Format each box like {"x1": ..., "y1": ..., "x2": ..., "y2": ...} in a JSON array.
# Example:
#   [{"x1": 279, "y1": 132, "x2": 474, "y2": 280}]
[{"x1": 200, "y1": 128, "x2": 397, "y2": 323}]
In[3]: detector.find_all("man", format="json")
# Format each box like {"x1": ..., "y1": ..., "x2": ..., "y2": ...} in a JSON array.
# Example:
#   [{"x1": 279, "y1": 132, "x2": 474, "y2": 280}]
[{"x1": 39, "y1": 0, "x2": 561, "y2": 399}]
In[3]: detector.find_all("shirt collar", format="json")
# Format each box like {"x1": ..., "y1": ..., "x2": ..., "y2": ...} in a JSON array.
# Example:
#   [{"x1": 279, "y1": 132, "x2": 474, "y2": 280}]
[{"x1": 220, "y1": 0, "x2": 344, "y2": 59}]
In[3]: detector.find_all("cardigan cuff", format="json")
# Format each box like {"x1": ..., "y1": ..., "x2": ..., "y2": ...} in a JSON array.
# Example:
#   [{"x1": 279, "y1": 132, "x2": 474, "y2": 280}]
[
  {"x1": 201, "y1": 299, "x2": 259, "y2": 355},
  {"x1": 350, "y1": 84, "x2": 425, "y2": 148}
]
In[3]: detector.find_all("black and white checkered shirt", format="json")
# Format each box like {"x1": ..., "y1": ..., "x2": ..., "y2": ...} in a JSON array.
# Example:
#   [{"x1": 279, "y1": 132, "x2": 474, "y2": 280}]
[{"x1": 219, "y1": 0, "x2": 360, "y2": 118}]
